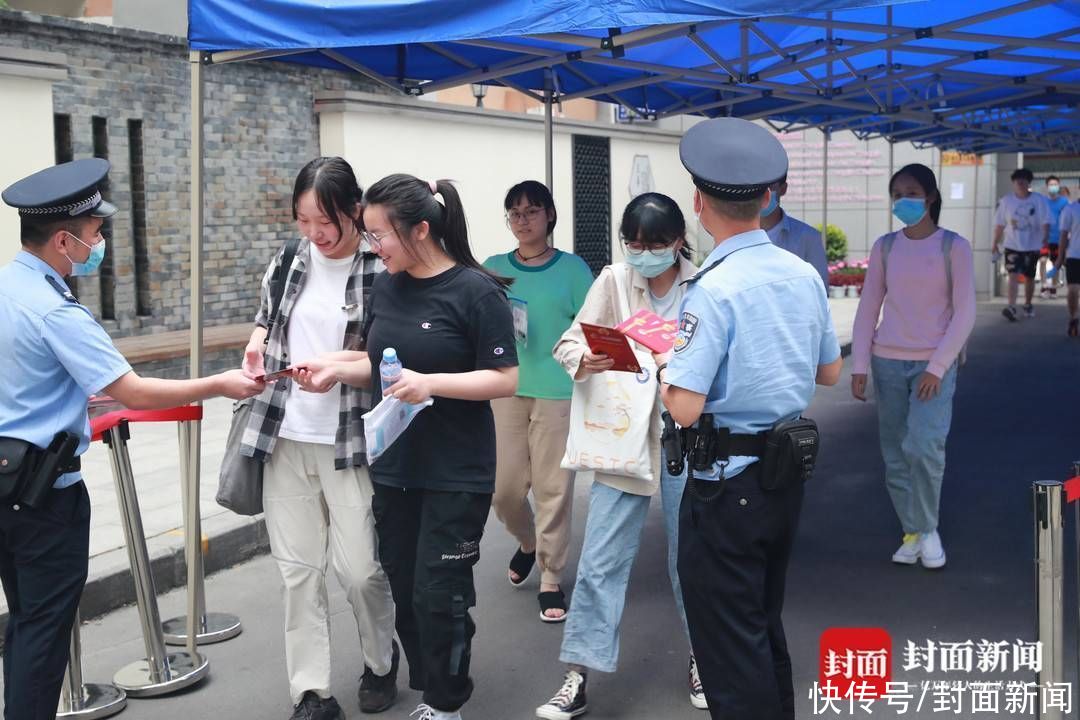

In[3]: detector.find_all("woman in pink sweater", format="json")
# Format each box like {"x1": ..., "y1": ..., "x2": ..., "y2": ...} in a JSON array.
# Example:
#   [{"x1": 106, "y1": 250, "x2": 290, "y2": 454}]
[{"x1": 851, "y1": 163, "x2": 976, "y2": 570}]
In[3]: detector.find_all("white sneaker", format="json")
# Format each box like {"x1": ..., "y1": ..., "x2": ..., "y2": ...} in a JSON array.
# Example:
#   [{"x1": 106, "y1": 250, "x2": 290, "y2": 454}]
[
  {"x1": 891, "y1": 534, "x2": 920, "y2": 565},
  {"x1": 689, "y1": 655, "x2": 708, "y2": 709},
  {"x1": 919, "y1": 531, "x2": 946, "y2": 569},
  {"x1": 410, "y1": 704, "x2": 462, "y2": 720}
]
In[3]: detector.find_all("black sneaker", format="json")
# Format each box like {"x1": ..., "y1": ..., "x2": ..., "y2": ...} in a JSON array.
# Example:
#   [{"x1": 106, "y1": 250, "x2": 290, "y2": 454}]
[
  {"x1": 359, "y1": 640, "x2": 399, "y2": 713},
  {"x1": 536, "y1": 670, "x2": 587, "y2": 720},
  {"x1": 1002, "y1": 306, "x2": 1017, "y2": 322},
  {"x1": 1023, "y1": 303, "x2": 1035, "y2": 318},
  {"x1": 291, "y1": 692, "x2": 345, "y2": 720}
]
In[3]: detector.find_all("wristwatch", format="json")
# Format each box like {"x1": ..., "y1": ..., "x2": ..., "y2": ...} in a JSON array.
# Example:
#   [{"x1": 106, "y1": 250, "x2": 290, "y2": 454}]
[{"x1": 656, "y1": 363, "x2": 668, "y2": 383}]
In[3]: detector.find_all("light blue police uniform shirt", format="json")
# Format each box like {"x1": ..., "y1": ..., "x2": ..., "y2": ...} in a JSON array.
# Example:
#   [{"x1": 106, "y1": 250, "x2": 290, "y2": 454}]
[
  {"x1": 765, "y1": 210, "x2": 830, "y2": 288},
  {"x1": 0, "y1": 251, "x2": 131, "y2": 488},
  {"x1": 665, "y1": 229, "x2": 841, "y2": 480}
]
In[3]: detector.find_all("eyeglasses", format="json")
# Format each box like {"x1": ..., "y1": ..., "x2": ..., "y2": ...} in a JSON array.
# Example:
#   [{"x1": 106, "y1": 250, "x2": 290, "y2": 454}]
[
  {"x1": 360, "y1": 228, "x2": 396, "y2": 249},
  {"x1": 624, "y1": 241, "x2": 674, "y2": 257},
  {"x1": 505, "y1": 207, "x2": 545, "y2": 225}
]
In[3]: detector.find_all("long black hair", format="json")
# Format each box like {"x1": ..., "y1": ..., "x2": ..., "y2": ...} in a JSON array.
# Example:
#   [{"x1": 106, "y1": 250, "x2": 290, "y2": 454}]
[
  {"x1": 364, "y1": 173, "x2": 510, "y2": 287},
  {"x1": 889, "y1": 163, "x2": 942, "y2": 224},
  {"x1": 504, "y1": 180, "x2": 557, "y2": 236},
  {"x1": 619, "y1": 192, "x2": 693, "y2": 259},
  {"x1": 291, "y1": 157, "x2": 362, "y2": 239}
]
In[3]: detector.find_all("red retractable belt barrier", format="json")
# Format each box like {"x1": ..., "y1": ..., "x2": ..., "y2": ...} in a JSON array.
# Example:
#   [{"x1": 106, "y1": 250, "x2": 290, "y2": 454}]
[
  {"x1": 90, "y1": 405, "x2": 204, "y2": 442},
  {"x1": 1065, "y1": 476, "x2": 1080, "y2": 504}
]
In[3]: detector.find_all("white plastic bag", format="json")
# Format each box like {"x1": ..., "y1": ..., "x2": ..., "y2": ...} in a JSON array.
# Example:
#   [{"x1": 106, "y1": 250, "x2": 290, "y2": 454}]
[{"x1": 362, "y1": 395, "x2": 434, "y2": 465}]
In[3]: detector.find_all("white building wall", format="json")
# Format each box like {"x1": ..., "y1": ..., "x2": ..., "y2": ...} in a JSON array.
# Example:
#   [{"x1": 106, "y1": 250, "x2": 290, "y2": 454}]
[
  {"x1": 317, "y1": 92, "x2": 693, "y2": 265},
  {"x1": 0, "y1": 69, "x2": 60, "y2": 264},
  {"x1": 318, "y1": 93, "x2": 1000, "y2": 297}
]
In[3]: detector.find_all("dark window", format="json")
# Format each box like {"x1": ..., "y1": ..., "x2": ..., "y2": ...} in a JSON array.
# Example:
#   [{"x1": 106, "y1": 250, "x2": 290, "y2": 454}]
[
  {"x1": 128, "y1": 120, "x2": 151, "y2": 316},
  {"x1": 54, "y1": 115, "x2": 75, "y2": 295},
  {"x1": 572, "y1": 135, "x2": 611, "y2": 276},
  {"x1": 92, "y1": 117, "x2": 114, "y2": 320}
]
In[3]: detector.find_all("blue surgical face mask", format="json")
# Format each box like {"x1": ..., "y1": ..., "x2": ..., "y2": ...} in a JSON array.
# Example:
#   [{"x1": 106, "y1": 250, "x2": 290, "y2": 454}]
[
  {"x1": 892, "y1": 198, "x2": 927, "y2": 227},
  {"x1": 1048, "y1": 184, "x2": 1061, "y2": 196},
  {"x1": 625, "y1": 248, "x2": 676, "y2": 278},
  {"x1": 65, "y1": 231, "x2": 106, "y2": 276},
  {"x1": 760, "y1": 190, "x2": 779, "y2": 217}
]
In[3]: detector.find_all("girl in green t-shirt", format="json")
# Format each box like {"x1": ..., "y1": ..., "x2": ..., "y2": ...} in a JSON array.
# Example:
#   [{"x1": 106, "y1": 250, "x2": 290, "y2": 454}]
[{"x1": 482, "y1": 181, "x2": 594, "y2": 623}]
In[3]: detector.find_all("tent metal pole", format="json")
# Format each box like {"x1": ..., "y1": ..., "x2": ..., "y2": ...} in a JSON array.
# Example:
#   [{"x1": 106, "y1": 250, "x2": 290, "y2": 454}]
[
  {"x1": 544, "y1": 69, "x2": 554, "y2": 198},
  {"x1": 822, "y1": 130, "x2": 829, "y2": 251},
  {"x1": 887, "y1": 6, "x2": 895, "y2": 234},
  {"x1": 189, "y1": 51, "x2": 204, "y2": 382}
]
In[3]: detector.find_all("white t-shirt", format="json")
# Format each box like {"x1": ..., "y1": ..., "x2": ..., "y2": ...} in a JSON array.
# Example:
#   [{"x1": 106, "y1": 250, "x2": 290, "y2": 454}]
[
  {"x1": 1060, "y1": 203, "x2": 1080, "y2": 260},
  {"x1": 994, "y1": 192, "x2": 1050, "y2": 252},
  {"x1": 649, "y1": 282, "x2": 683, "y2": 321},
  {"x1": 279, "y1": 249, "x2": 353, "y2": 444}
]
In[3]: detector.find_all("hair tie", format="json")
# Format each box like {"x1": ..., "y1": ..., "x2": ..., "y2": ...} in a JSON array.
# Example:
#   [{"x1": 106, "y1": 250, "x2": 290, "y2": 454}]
[{"x1": 428, "y1": 179, "x2": 438, "y2": 194}]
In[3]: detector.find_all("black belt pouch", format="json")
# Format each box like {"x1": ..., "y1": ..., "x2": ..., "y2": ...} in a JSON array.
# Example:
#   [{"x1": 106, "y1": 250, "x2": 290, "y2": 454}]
[
  {"x1": 0, "y1": 437, "x2": 36, "y2": 503},
  {"x1": 759, "y1": 418, "x2": 819, "y2": 491}
]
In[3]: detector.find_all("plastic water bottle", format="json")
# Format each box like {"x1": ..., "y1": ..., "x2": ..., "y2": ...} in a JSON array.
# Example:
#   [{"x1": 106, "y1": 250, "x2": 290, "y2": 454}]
[{"x1": 380, "y1": 348, "x2": 403, "y2": 395}]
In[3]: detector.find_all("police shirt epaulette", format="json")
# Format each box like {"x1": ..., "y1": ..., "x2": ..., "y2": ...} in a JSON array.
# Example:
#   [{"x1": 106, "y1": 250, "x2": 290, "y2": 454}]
[{"x1": 45, "y1": 275, "x2": 79, "y2": 304}]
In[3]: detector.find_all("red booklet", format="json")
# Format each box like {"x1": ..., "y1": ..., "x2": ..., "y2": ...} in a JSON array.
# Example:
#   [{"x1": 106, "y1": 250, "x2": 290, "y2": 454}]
[
  {"x1": 615, "y1": 309, "x2": 678, "y2": 353},
  {"x1": 580, "y1": 323, "x2": 641, "y2": 373}
]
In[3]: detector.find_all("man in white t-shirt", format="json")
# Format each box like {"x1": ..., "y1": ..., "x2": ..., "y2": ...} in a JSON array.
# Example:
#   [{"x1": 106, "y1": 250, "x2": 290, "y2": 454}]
[
  {"x1": 1054, "y1": 202, "x2": 1080, "y2": 337},
  {"x1": 992, "y1": 167, "x2": 1050, "y2": 321}
]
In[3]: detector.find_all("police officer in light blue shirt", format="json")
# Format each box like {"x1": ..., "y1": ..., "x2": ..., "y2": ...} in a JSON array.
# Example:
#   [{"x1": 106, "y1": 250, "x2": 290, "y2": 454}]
[
  {"x1": 0, "y1": 159, "x2": 263, "y2": 720},
  {"x1": 760, "y1": 173, "x2": 830, "y2": 287},
  {"x1": 654, "y1": 119, "x2": 843, "y2": 720}
]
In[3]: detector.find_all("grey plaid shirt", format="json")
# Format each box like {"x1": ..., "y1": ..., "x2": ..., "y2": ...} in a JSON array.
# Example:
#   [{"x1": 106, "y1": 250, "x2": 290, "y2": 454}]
[{"x1": 241, "y1": 238, "x2": 383, "y2": 469}]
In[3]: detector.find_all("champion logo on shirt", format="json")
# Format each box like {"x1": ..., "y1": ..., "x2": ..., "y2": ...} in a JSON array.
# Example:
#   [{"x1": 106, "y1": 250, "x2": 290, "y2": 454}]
[
  {"x1": 494, "y1": 347, "x2": 505, "y2": 356},
  {"x1": 420, "y1": 321, "x2": 432, "y2": 329}
]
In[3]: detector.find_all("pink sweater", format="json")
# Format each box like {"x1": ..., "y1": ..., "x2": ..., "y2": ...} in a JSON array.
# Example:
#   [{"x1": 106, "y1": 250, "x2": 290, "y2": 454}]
[{"x1": 852, "y1": 228, "x2": 976, "y2": 379}]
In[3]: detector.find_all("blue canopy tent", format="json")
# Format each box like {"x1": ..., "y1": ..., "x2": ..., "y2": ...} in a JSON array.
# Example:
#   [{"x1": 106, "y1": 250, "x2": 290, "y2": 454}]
[{"x1": 181, "y1": 0, "x2": 1079, "y2": 467}]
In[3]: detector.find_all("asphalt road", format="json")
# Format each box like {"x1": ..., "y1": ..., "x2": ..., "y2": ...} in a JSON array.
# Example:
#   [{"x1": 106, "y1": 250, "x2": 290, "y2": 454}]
[{"x1": 5, "y1": 300, "x2": 1078, "y2": 720}]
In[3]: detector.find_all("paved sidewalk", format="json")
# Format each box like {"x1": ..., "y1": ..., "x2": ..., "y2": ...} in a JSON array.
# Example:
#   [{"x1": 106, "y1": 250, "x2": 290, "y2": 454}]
[{"x1": 0, "y1": 298, "x2": 860, "y2": 623}]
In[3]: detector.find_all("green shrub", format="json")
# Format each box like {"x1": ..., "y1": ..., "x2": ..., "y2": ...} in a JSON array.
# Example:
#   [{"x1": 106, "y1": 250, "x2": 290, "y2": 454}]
[{"x1": 816, "y1": 223, "x2": 848, "y2": 263}]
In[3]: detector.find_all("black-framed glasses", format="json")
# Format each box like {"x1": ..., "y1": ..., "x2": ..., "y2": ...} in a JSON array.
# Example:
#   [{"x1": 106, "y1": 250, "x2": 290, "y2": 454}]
[
  {"x1": 505, "y1": 206, "x2": 545, "y2": 225},
  {"x1": 623, "y1": 240, "x2": 674, "y2": 257},
  {"x1": 360, "y1": 228, "x2": 396, "y2": 249}
]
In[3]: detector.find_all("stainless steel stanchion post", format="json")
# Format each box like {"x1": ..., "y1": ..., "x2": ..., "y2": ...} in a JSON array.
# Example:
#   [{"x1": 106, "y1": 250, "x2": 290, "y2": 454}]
[
  {"x1": 104, "y1": 421, "x2": 209, "y2": 697},
  {"x1": 57, "y1": 607, "x2": 127, "y2": 719},
  {"x1": 161, "y1": 418, "x2": 242, "y2": 645},
  {"x1": 1034, "y1": 480, "x2": 1064, "y2": 720}
]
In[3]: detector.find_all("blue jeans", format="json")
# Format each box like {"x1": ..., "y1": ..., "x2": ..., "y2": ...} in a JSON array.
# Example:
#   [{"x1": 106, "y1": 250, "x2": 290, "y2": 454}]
[
  {"x1": 559, "y1": 452, "x2": 690, "y2": 672},
  {"x1": 871, "y1": 356, "x2": 958, "y2": 536}
]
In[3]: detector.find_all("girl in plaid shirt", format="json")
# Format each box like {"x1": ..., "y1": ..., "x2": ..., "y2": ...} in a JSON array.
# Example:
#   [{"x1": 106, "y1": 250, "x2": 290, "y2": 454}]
[{"x1": 241, "y1": 157, "x2": 398, "y2": 720}]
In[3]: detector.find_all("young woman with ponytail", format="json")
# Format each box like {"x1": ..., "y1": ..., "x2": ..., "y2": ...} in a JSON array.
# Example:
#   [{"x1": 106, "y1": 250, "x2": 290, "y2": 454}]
[
  {"x1": 296, "y1": 174, "x2": 519, "y2": 720},
  {"x1": 851, "y1": 163, "x2": 976, "y2": 571}
]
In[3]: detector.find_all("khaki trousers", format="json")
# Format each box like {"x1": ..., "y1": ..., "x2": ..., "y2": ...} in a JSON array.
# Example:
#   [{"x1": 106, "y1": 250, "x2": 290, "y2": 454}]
[
  {"x1": 264, "y1": 438, "x2": 396, "y2": 705},
  {"x1": 491, "y1": 396, "x2": 573, "y2": 586}
]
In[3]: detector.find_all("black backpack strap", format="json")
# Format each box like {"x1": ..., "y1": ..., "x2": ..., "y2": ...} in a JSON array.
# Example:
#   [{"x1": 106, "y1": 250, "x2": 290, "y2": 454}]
[{"x1": 265, "y1": 238, "x2": 301, "y2": 344}]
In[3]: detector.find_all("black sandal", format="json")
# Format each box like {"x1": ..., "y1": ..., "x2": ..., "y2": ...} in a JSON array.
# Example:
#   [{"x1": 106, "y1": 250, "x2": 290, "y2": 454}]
[
  {"x1": 538, "y1": 587, "x2": 567, "y2": 624},
  {"x1": 508, "y1": 547, "x2": 536, "y2": 587}
]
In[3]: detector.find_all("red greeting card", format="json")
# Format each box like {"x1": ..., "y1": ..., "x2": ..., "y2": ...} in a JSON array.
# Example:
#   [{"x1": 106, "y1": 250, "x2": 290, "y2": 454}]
[
  {"x1": 616, "y1": 309, "x2": 678, "y2": 353},
  {"x1": 580, "y1": 323, "x2": 641, "y2": 373}
]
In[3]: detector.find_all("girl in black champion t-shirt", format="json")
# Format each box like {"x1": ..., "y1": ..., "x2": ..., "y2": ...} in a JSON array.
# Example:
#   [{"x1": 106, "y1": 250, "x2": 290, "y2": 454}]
[{"x1": 296, "y1": 174, "x2": 517, "y2": 720}]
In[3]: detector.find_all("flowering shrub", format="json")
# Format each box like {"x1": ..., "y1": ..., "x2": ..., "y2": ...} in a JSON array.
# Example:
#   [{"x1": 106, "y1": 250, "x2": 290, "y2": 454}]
[{"x1": 828, "y1": 258, "x2": 869, "y2": 287}]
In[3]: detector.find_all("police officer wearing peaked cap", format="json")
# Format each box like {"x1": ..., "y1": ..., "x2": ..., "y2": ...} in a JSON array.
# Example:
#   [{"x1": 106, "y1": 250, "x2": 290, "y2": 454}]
[
  {"x1": 0, "y1": 159, "x2": 263, "y2": 720},
  {"x1": 653, "y1": 119, "x2": 844, "y2": 720}
]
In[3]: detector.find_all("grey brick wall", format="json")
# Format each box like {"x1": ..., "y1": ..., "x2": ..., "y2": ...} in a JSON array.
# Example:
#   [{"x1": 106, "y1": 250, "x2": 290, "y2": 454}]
[{"x1": 1, "y1": 9, "x2": 380, "y2": 373}]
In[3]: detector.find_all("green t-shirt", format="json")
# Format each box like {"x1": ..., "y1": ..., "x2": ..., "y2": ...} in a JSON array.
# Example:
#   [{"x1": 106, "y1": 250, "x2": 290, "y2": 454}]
[{"x1": 483, "y1": 249, "x2": 595, "y2": 400}]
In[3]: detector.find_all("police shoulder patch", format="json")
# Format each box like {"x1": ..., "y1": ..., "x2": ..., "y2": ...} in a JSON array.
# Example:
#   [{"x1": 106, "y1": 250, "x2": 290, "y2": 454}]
[{"x1": 673, "y1": 312, "x2": 699, "y2": 353}]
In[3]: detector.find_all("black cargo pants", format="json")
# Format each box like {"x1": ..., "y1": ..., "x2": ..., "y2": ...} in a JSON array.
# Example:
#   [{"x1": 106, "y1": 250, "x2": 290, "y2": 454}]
[{"x1": 371, "y1": 483, "x2": 491, "y2": 713}]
